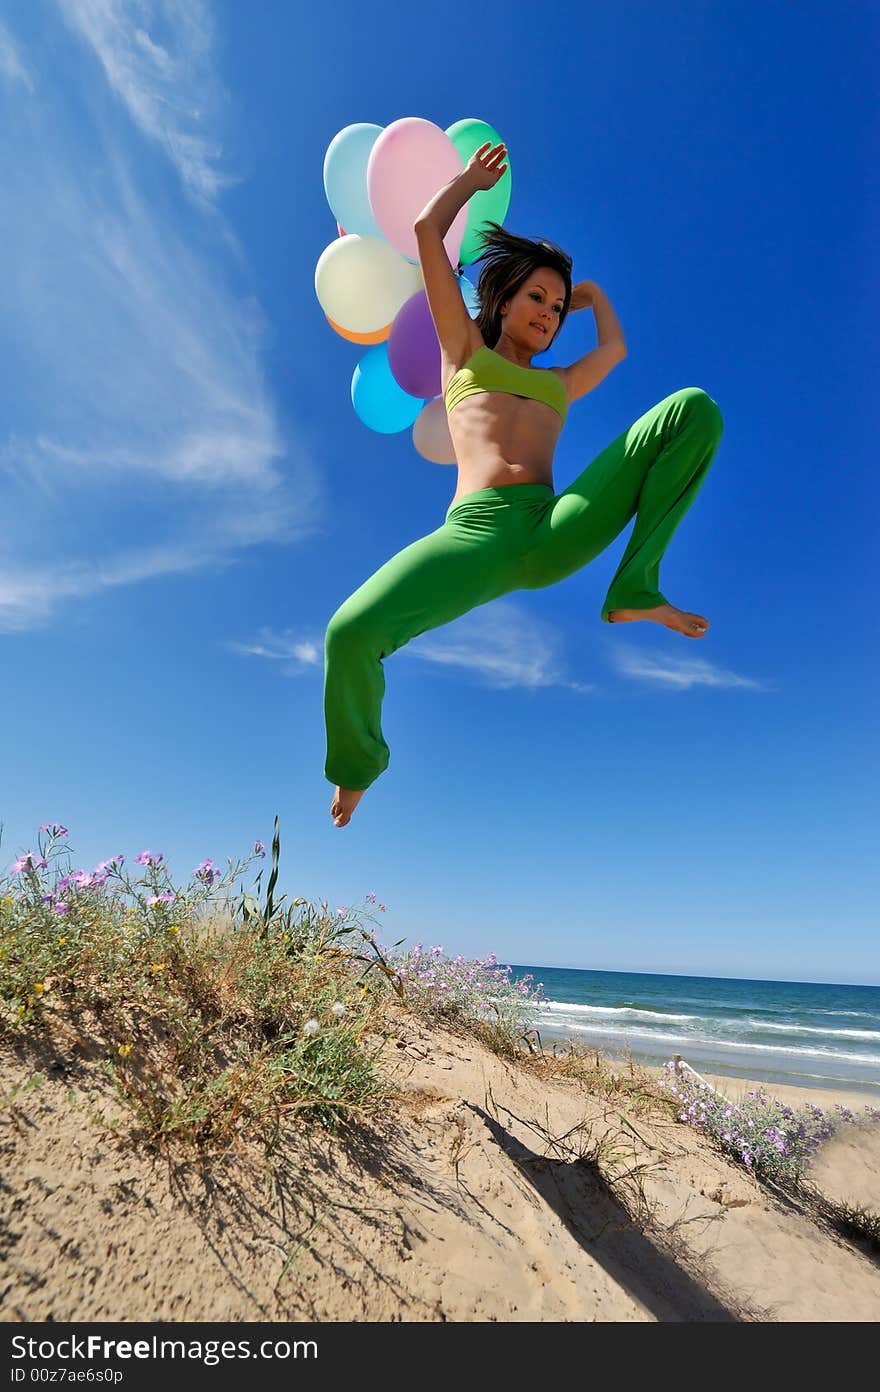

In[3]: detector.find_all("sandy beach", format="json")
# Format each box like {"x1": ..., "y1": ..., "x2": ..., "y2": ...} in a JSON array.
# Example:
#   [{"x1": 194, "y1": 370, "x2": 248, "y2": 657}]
[{"x1": 2, "y1": 1006, "x2": 878, "y2": 1322}]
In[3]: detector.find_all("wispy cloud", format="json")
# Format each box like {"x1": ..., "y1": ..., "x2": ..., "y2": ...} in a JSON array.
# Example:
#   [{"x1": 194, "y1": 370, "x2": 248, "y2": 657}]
[
  {"x1": 0, "y1": 6, "x2": 320, "y2": 632},
  {"x1": 0, "y1": 18, "x2": 34, "y2": 91},
  {"x1": 403, "y1": 601, "x2": 597, "y2": 694},
  {"x1": 232, "y1": 603, "x2": 596, "y2": 695},
  {"x1": 0, "y1": 539, "x2": 237, "y2": 633},
  {"x1": 229, "y1": 629, "x2": 322, "y2": 676},
  {"x1": 58, "y1": 0, "x2": 232, "y2": 201},
  {"x1": 610, "y1": 643, "x2": 768, "y2": 690}
]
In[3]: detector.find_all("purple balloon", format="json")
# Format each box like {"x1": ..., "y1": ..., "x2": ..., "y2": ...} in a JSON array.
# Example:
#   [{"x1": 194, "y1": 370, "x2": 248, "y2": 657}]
[{"x1": 387, "y1": 291, "x2": 441, "y2": 399}]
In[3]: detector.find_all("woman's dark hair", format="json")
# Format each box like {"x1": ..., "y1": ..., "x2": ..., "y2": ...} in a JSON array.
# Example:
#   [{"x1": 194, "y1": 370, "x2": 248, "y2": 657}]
[{"x1": 468, "y1": 221, "x2": 573, "y2": 351}]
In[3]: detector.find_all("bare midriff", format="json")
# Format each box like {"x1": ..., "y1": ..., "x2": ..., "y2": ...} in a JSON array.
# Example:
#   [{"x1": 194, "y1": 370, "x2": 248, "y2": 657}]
[{"x1": 445, "y1": 386, "x2": 564, "y2": 507}]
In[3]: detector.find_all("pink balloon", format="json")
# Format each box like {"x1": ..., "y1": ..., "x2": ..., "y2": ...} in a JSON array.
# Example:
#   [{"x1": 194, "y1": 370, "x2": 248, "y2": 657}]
[
  {"x1": 388, "y1": 291, "x2": 440, "y2": 399},
  {"x1": 413, "y1": 398, "x2": 456, "y2": 464},
  {"x1": 367, "y1": 117, "x2": 466, "y2": 263}
]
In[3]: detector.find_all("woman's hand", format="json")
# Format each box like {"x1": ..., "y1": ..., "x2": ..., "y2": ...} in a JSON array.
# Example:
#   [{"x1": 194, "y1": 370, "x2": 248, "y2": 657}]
[
  {"x1": 465, "y1": 140, "x2": 508, "y2": 191},
  {"x1": 570, "y1": 280, "x2": 601, "y2": 311}
]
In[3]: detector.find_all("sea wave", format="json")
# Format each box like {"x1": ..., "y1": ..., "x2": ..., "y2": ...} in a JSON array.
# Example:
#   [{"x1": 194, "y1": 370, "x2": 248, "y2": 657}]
[
  {"x1": 538, "y1": 1019, "x2": 880, "y2": 1065},
  {"x1": 540, "y1": 1000, "x2": 696, "y2": 1022},
  {"x1": 750, "y1": 1021, "x2": 880, "y2": 1041},
  {"x1": 813, "y1": 1010, "x2": 879, "y2": 1019}
]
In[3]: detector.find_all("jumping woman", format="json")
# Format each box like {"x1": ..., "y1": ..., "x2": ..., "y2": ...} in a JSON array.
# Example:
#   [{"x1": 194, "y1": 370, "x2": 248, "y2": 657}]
[{"x1": 325, "y1": 141, "x2": 723, "y2": 827}]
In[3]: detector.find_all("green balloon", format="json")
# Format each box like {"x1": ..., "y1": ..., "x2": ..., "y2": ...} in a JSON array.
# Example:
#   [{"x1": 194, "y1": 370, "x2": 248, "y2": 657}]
[{"x1": 445, "y1": 117, "x2": 512, "y2": 267}]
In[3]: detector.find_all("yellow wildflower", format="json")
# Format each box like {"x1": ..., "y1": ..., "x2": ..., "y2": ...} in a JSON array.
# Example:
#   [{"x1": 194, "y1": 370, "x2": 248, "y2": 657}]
[
  {"x1": 168, "y1": 924, "x2": 180, "y2": 935},
  {"x1": 17, "y1": 1004, "x2": 25, "y2": 1015},
  {"x1": 34, "y1": 982, "x2": 46, "y2": 995},
  {"x1": 150, "y1": 963, "x2": 167, "y2": 974},
  {"x1": 117, "y1": 1043, "x2": 132, "y2": 1058},
  {"x1": 58, "y1": 936, "x2": 67, "y2": 945}
]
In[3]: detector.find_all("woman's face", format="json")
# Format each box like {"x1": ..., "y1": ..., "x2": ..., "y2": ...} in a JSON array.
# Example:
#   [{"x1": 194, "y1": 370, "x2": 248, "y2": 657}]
[{"x1": 502, "y1": 267, "x2": 567, "y2": 349}]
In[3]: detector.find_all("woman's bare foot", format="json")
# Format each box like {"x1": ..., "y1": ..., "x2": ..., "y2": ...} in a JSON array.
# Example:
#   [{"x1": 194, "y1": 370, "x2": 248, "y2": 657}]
[
  {"x1": 330, "y1": 786, "x2": 366, "y2": 827},
  {"x1": 608, "y1": 603, "x2": 710, "y2": 638}
]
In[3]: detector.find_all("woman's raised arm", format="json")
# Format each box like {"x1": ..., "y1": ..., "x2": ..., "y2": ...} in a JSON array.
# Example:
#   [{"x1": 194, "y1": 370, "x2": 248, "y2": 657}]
[
  {"x1": 414, "y1": 141, "x2": 507, "y2": 238},
  {"x1": 414, "y1": 143, "x2": 507, "y2": 363}
]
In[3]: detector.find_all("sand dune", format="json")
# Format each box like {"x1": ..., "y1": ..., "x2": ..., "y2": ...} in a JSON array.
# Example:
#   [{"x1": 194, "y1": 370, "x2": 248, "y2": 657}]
[{"x1": 2, "y1": 1008, "x2": 878, "y2": 1322}]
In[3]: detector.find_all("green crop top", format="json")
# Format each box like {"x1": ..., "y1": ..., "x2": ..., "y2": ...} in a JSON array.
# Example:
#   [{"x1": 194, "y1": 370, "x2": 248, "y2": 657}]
[{"x1": 444, "y1": 345, "x2": 568, "y2": 423}]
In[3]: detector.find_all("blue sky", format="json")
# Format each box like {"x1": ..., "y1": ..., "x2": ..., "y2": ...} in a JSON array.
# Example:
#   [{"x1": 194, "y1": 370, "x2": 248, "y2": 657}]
[{"x1": 1, "y1": 1, "x2": 876, "y2": 985}]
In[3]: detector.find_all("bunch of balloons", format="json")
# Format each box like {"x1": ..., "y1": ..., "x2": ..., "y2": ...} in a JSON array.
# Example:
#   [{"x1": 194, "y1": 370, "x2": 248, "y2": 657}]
[{"x1": 314, "y1": 116, "x2": 512, "y2": 465}]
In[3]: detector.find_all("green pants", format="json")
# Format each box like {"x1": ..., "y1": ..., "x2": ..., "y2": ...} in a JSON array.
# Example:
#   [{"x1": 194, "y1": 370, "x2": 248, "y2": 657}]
[{"x1": 324, "y1": 386, "x2": 723, "y2": 790}]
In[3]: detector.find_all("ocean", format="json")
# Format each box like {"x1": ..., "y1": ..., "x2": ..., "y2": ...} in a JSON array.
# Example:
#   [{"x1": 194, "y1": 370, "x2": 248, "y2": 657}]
[{"x1": 506, "y1": 965, "x2": 880, "y2": 1095}]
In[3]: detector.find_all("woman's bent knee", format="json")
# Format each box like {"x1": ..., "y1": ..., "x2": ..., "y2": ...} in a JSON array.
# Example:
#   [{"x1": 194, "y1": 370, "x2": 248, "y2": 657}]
[
  {"x1": 325, "y1": 605, "x2": 367, "y2": 660},
  {"x1": 325, "y1": 594, "x2": 393, "y2": 665},
  {"x1": 677, "y1": 386, "x2": 724, "y2": 437}
]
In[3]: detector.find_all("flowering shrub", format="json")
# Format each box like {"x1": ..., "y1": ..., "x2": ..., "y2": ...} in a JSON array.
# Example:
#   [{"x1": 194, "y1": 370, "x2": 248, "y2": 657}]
[
  {"x1": 0, "y1": 821, "x2": 391, "y2": 1145},
  {"x1": 1, "y1": 835, "x2": 264, "y2": 1025},
  {"x1": 1, "y1": 821, "x2": 267, "y2": 972},
  {"x1": 389, "y1": 942, "x2": 545, "y2": 1043},
  {"x1": 660, "y1": 1062, "x2": 880, "y2": 1186}
]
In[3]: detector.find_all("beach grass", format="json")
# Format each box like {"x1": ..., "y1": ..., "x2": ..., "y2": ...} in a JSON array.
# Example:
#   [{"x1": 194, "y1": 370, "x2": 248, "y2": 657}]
[{"x1": 825, "y1": 1200, "x2": 880, "y2": 1251}]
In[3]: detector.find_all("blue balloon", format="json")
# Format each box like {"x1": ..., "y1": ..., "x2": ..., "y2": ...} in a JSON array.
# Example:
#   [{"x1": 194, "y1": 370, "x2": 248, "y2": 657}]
[
  {"x1": 351, "y1": 344, "x2": 425, "y2": 433},
  {"x1": 457, "y1": 272, "x2": 480, "y2": 318},
  {"x1": 323, "y1": 123, "x2": 384, "y2": 240}
]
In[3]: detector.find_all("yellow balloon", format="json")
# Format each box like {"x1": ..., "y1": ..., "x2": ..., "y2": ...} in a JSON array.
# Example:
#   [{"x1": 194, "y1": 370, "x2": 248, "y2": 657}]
[
  {"x1": 315, "y1": 233, "x2": 422, "y2": 334},
  {"x1": 413, "y1": 398, "x2": 457, "y2": 464}
]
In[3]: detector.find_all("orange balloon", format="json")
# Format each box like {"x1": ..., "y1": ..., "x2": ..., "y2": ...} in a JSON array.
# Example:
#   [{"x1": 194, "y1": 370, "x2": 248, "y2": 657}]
[{"x1": 326, "y1": 314, "x2": 390, "y2": 344}]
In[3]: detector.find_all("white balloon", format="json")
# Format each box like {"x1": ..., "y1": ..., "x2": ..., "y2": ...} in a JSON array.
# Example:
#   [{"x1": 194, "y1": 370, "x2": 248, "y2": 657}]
[{"x1": 315, "y1": 234, "x2": 423, "y2": 334}]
